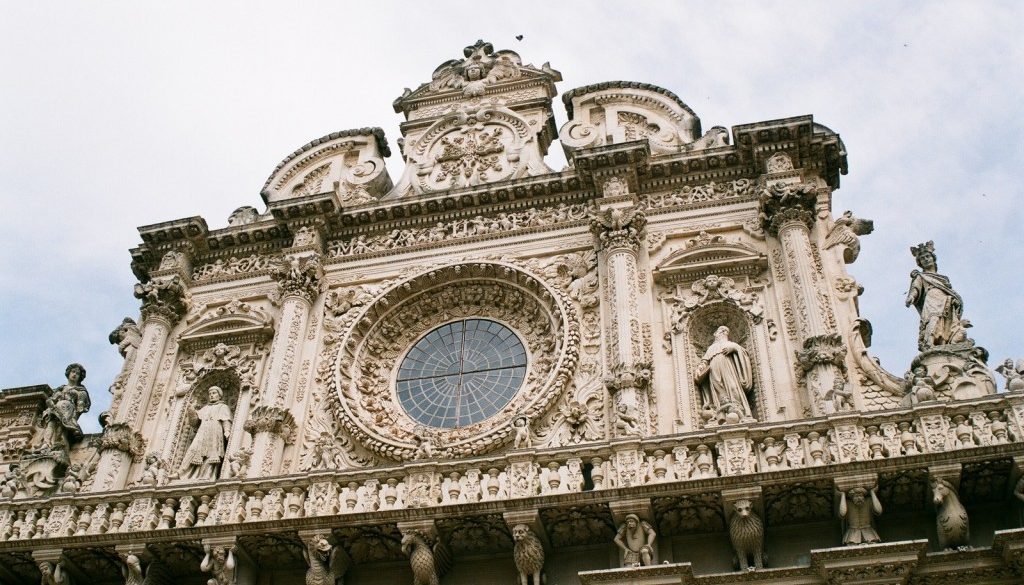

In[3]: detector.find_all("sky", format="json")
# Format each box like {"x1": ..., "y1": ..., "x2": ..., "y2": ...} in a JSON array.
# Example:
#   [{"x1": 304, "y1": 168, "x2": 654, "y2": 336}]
[{"x1": 1, "y1": 2, "x2": 1021, "y2": 434}]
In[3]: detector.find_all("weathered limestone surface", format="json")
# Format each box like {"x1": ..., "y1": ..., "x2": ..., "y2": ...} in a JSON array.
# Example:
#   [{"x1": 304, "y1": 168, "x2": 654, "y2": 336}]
[{"x1": 0, "y1": 40, "x2": 1021, "y2": 585}]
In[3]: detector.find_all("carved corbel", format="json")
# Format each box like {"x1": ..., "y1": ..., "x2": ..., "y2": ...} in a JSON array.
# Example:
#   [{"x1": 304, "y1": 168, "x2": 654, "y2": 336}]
[
  {"x1": 32, "y1": 549, "x2": 71, "y2": 585},
  {"x1": 503, "y1": 509, "x2": 551, "y2": 551},
  {"x1": 397, "y1": 520, "x2": 452, "y2": 585},
  {"x1": 200, "y1": 537, "x2": 240, "y2": 585},
  {"x1": 720, "y1": 486, "x2": 766, "y2": 571}
]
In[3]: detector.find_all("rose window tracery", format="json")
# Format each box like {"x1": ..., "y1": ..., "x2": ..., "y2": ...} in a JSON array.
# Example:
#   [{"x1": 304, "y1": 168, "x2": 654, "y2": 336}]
[{"x1": 397, "y1": 319, "x2": 527, "y2": 428}]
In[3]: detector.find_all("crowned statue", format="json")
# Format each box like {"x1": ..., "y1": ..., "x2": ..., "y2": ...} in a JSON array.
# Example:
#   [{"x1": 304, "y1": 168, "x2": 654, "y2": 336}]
[{"x1": 905, "y1": 241, "x2": 970, "y2": 350}]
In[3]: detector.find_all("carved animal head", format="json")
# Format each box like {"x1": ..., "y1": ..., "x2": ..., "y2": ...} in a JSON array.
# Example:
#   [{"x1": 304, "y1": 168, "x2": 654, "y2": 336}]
[
  {"x1": 931, "y1": 478, "x2": 957, "y2": 505},
  {"x1": 401, "y1": 531, "x2": 427, "y2": 555},
  {"x1": 732, "y1": 499, "x2": 752, "y2": 518},
  {"x1": 512, "y1": 524, "x2": 533, "y2": 542},
  {"x1": 125, "y1": 553, "x2": 142, "y2": 571}
]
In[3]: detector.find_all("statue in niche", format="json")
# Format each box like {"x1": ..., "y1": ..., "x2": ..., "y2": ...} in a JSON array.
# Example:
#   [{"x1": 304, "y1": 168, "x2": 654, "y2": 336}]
[
  {"x1": 177, "y1": 386, "x2": 232, "y2": 481},
  {"x1": 906, "y1": 241, "x2": 971, "y2": 350},
  {"x1": 838, "y1": 486, "x2": 882, "y2": 545},
  {"x1": 614, "y1": 514, "x2": 656, "y2": 567},
  {"x1": 39, "y1": 363, "x2": 91, "y2": 450},
  {"x1": 695, "y1": 326, "x2": 755, "y2": 423},
  {"x1": 1012, "y1": 476, "x2": 1024, "y2": 526}
]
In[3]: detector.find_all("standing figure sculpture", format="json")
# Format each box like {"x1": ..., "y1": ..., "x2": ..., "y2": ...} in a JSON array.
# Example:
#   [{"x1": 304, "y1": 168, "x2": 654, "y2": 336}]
[
  {"x1": 200, "y1": 544, "x2": 236, "y2": 585},
  {"x1": 614, "y1": 514, "x2": 657, "y2": 567},
  {"x1": 906, "y1": 241, "x2": 970, "y2": 350},
  {"x1": 40, "y1": 363, "x2": 91, "y2": 450},
  {"x1": 512, "y1": 524, "x2": 545, "y2": 585},
  {"x1": 931, "y1": 477, "x2": 970, "y2": 550},
  {"x1": 728, "y1": 499, "x2": 765, "y2": 571},
  {"x1": 178, "y1": 386, "x2": 233, "y2": 481},
  {"x1": 695, "y1": 326, "x2": 755, "y2": 421},
  {"x1": 838, "y1": 487, "x2": 882, "y2": 545}
]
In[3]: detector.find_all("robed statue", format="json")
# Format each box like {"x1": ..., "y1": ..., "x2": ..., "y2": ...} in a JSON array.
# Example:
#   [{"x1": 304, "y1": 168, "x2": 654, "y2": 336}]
[
  {"x1": 905, "y1": 241, "x2": 969, "y2": 350},
  {"x1": 40, "y1": 363, "x2": 91, "y2": 450},
  {"x1": 694, "y1": 326, "x2": 754, "y2": 420},
  {"x1": 177, "y1": 386, "x2": 233, "y2": 480}
]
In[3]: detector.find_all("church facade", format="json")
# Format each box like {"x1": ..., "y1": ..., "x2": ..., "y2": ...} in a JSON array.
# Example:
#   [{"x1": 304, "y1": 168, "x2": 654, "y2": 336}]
[{"x1": 1, "y1": 40, "x2": 1023, "y2": 584}]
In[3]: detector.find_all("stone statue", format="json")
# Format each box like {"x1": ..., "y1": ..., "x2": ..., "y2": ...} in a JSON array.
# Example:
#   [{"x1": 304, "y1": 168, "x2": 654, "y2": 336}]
[
  {"x1": 614, "y1": 403, "x2": 641, "y2": 436},
  {"x1": 108, "y1": 317, "x2": 142, "y2": 358},
  {"x1": 302, "y1": 532, "x2": 350, "y2": 585},
  {"x1": 38, "y1": 560, "x2": 69, "y2": 585},
  {"x1": 903, "y1": 365, "x2": 937, "y2": 405},
  {"x1": 614, "y1": 514, "x2": 656, "y2": 567},
  {"x1": 930, "y1": 477, "x2": 969, "y2": 550},
  {"x1": 695, "y1": 326, "x2": 754, "y2": 421},
  {"x1": 39, "y1": 363, "x2": 91, "y2": 450},
  {"x1": 1013, "y1": 476, "x2": 1024, "y2": 526},
  {"x1": 512, "y1": 524, "x2": 545, "y2": 585},
  {"x1": 136, "y1": 453, "x2": 167, "y2": 487},
  {"x1": 995, "y1": 358, "x2": 1024, "y2": 392},
  {"x1": 512, "y1": 416, "x2": 532, "y2": 449},
  {"x1": 200, "y1": 544, "x2": 235, "y2": 585},
  {"x1": 225, "y1": 449, "x2": 251, "y2": 479},
  {"x1": 57, "y1": 460, "x2": 95, "y2": 494},
  {"x1": 122, "y1": 553, "x2": 170, "y2": 585},
  {"x1": 412, "y1": 434, "x2": 435, "y2": 460},
  {"x1": 401, "y1": 531, "x2": 451, "y2": 585},
  {"x1": 178, "y1": 386, "x2": 233, "y2": 481},
  {"x1": 838, "y1": 487, "x2": 882, "y2": 545},
  {"x1": 0, "y1": 464, "x2": 22, "y2": 498},
  {"x1": 906, "y1": 241, "x2": 970, "y2": 350},
  {"x1": 728, "y1": 499, "x2": 765, "y2": 570},
  {"x1": 824, "y1": 377, "x2": 854, "y2": 413},
  {"x1": 824, "y1": 210, "x2": 874, "y2": 264}
]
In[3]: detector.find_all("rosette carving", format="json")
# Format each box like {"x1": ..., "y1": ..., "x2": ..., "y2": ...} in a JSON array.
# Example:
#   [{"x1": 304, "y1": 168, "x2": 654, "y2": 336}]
[{"x1": 324, "y1": 262, "x2": 580, "y2": 460}]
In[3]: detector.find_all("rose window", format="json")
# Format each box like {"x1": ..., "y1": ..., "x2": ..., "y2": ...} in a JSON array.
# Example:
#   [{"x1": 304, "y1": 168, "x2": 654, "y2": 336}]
[{"x1": 396, "y1": 319, "x2": 526, "y2": 428}]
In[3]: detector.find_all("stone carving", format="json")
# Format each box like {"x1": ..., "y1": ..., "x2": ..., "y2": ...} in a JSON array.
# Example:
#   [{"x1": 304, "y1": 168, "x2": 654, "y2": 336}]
[
  {"x1": 176, "y1": 386, "x2": 232, "y2": 481},
  {"x1": 38, "y1": 560, "x2": 69, "y2": 585},
  {"x1": 512, "y1": 416, "x2": 532, "y2": 449},
  {"x1": 291, "y1": 163, "x2": 330, "y2": 198},
  {"x1": 39, "y1": 363, "x2": 91, "y2": 450},
  {"x1": 758, "y1": 181, "x2": 817, "y2": 236},
  {"x1": 193, "y1": 254, "x2": 276, "y2": 282},
  {"x1": 328, "y1": 203, "x2": 590, "y2": 257},
  {"x1": 641, "y1": 179, "x2": 756, "y2": 210},
  {"x1": 906, "y1": 241, "x2": 971, "y2": 350},
  {"x1": 512, "y1": 524, "x2": 545, "y2": 585},
  {"x1": 401, "y1": 530, "x2": 452, "y2": 585},
  {"x1": 996, "y1": 358, "x2": 1024, "y2": 392},
  {"x1": 824, "y1": 211, "x2": 874, "y2": 263},
  {"x1": 695, "y1": 326, "x2": 755, "y2": 424},
  {"x1": 0, "y1": 464, "x2": 22, "y2": 499},
  {"x1": 728, "y1": 499, "x2": 765, "y2": 570},
  {"x1": 558, "y1": 399, "x2": 601, "y2": 444},
  {"x1": 825, "y1": 377, "x2": 854, "y2": 412},
  {"x1": 122, "y1": 553, "x2": 170, "y2": 585},
  {"x1": 226, "y1": 205, "x2": 259, "y2": 226},
  {"x1": 225, "y1": 449, "x2": 251, "y2": 479},
  {"x1": 57, "y1": 459, "x2": 95, "y2": 494},
  {"x1": 273, "y1": 255, "x2": 323, "y2": 304},
  {"x1": 99, "y1": 422, "x2": 145, "y2": 459},
  {"x1": 134, "y1": 276, "x2": 189, "y2": 325},
  {"x1": 243, "y1": 406, "x2": 296, "y2": 440},
  {"x1": 614, "y1": 514, "x2": 656, "y2": 567},
  {"x1": 931, "y1": 477, "x2": 969, "y2": 550},
  {"x1": 590, "y1": 207, "x2": 647, "y2": 251},
  {"x1": 765, "y1": 152, "x2": 794, "y2": 173},
  {"x1": 424, "y1": 39, "x2": 547, "y2": 97},
  {"x1": 302, "y1": 532, "x2": 350, "y2": 585},
  {"x1": 109, "y1": 317, "x2": 142, "y2": 359},
  {"x1": 201, "y1": 544, "x2": 236, "y2": 585},
  {"x1": 902, "y1": 365, "x2": 938, "y2": 405},
  {"x1": 667, "y1": 275, "x2": 764, "y2": 328},
  {"x1": 838, "y1": 487, "x2": 882, "y2": 545}
]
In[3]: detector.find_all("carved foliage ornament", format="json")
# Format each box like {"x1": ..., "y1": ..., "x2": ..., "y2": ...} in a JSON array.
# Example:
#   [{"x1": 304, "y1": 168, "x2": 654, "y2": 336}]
[
  {"x1": 325, "y1": 262, "x2": 580, "y2": 460},
  {"x1": 666, "y1": 275, "x2": 764, "y2": 334},
  {"x1": 758, "y1": 181, "x2": 818, "y2": 236},
  {"x1": 589, "y1": 207, "x2": 647, "y2": 252},
  {"x1": 134, "y1": 276, "x2": 189, "y2": 325}
]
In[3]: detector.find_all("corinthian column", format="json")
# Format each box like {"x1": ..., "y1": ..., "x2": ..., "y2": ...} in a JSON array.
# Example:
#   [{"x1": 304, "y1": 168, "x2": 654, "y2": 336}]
[
  {"x1": 759, "y1": 181, "x2": 846, "y2": 416},
  {"x1": 92, "y1": 276, "x2": 188, "y2": 491},
  {"x1": 591, "y1": 198, "x2": 651, "y2": 436},
  {"x1": 246, "y1": 253, "x2": 322, "y2": 477}
]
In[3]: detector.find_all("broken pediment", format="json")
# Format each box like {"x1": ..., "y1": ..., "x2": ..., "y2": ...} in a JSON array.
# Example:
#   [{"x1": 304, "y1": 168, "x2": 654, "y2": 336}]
[
  {"x1": 653, "y1": 231, "x2": 768, "y2": 285},
  {"x1": 260, "y1": 128, "x2": 393, "y2": 206}
]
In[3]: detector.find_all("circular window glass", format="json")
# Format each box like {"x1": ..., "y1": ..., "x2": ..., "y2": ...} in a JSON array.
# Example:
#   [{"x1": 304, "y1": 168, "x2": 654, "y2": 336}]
[{"x1": 396, "y1": 319, "x2": 527, "y2": 428}]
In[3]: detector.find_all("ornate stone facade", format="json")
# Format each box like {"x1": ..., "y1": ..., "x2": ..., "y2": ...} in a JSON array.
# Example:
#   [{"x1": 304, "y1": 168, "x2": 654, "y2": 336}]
[{"x1": 1, "y1": 40, "x2": 1022, "y2": 585}]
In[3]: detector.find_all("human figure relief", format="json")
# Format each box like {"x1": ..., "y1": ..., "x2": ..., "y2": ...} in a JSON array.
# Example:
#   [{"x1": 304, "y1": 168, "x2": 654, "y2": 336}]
[
  {"x1": 838, "y1": 487, "x2": 882, "y2": 545},
  {"x1": 178, "y1": 386, "x2": 233, "y2": 481},
  {"x1": 695, "y1": 326, "x2": 754, "y2": 421},
  {"x1": 200, "y1": 544, "x2": 236, "y2": 585},
  {"x1": 614, "y1": 514, "x2": 656, "y2": 567}
]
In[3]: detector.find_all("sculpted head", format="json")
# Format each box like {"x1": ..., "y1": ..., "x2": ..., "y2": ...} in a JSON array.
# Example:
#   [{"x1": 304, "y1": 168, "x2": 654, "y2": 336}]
[
  {"x1": 65, "y1": 363, "x2": 86, "y2": 384},
  {"x1": 207, "y1": 386, "x2": 223, "y2": 403},
  {"x1": 125, "y1": 553, "x2": 141, "y2": 571},
  {"x1": 714, "y1": 326, "x2": 730, "y2": 341},
  {"x1": 512, "y1": 524, "x2": 532, "y2": 542},
  {"x1": 849, "y1": 487, "x2": 867, "y2": 503},
  {"x1": 733, "y1": 499, "x2": 752, "y2": 517},
  {"x1": 625, "y1": 514, "x2": 640, "y2": 530}
]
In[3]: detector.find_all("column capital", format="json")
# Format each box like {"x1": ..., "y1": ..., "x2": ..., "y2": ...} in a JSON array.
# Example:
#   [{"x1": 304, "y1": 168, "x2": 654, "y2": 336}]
[
  {"x1": 272, "y1": 253, "x2": 324, "y2": 304},
  {"x1": 758, "y1": 180, "x2": 819, "y2": 236},
  {"x1": 135, "y1": 275, "x2": 189, "y2": 326},
  {"x1": 243, "y1": 405, "x2": 296, "y2": 440},
  {"x1": 796, "y1": 334, "x2": 848, "y2": 375},
  {"x1": 98, "y1": 422, "x2": 146, "y2": 459},
  {"x1": 590, "y1": 206, "x2": 647, "y2": 253}
]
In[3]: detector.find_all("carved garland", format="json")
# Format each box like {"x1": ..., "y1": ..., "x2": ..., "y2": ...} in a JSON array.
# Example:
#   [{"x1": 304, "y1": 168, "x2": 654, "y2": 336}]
[{"x1": 325, "y1": 262, "x2": 580, "y2": 460}]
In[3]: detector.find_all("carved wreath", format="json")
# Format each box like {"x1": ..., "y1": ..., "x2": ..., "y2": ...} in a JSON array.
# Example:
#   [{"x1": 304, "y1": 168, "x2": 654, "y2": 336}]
[{"x1": 325, "y1": 262, "x2": 580, "y2": 460}]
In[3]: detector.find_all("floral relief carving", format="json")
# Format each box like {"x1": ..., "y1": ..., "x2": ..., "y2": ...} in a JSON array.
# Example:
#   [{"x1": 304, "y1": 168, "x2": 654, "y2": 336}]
[{"x1": 325, "y1": 262, "x2": 579, "y2": 460}]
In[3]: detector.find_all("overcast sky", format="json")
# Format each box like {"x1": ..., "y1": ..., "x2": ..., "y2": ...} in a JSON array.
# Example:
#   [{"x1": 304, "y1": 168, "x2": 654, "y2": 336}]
[{"x1": 1, "y1": 2, "x2": 1021, "y2": 433}]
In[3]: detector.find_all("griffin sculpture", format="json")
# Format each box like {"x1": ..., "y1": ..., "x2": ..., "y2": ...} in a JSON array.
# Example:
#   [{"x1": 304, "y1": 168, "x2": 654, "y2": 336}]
[{"x1": 400, "y1": 530, "x2": 452, "y2": 585}]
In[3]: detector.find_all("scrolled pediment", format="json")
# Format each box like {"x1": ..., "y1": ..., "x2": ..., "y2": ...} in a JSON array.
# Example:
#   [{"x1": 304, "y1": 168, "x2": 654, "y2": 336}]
[{"x1": 653, "y1": 232, "x2": 767, "y2": 286}]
